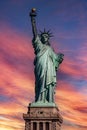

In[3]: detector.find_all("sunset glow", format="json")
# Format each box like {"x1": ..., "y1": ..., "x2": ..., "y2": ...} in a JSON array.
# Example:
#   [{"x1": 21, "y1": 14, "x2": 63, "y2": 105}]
[{"x1": 0, "y1": 1, "x2": 87, "y2": 130}]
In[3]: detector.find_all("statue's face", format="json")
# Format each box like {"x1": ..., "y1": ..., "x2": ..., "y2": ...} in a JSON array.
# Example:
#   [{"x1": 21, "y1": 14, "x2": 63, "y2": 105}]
[{"x1": 41, "y1": 34, "x2": 49, "y2": 43}]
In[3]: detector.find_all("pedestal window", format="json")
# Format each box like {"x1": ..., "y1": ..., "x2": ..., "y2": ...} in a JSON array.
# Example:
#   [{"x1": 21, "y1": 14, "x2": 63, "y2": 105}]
[
  {"x1": 39, "y1": 122, "x2": 43, "y2": 130},
  {"x1": 33, "y1": 122, "x2": 37, "y2": 130},
  {"x1": 46, "y1": 122, "x2": 49, "y2": 130}
]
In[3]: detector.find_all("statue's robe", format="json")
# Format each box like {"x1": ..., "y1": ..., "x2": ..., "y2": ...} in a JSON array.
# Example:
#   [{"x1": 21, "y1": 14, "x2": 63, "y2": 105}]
[{"x1": 32, "y1": 36, "x2": 61, "y2": 101}]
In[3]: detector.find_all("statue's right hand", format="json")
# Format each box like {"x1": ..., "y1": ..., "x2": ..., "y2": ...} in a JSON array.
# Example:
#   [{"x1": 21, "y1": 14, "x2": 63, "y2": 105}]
[{"x1": 29, "y1": 8, "x2": 37, "y2": 17}]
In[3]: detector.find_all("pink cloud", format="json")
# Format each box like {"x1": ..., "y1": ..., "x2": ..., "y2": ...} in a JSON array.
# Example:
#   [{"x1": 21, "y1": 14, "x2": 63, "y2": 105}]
[
  {"x1": 0, "y1": 23, "x2": 35, "y2": 129},
  {"x1": 55, "y1": 81, "x2": 87, "y2": 128}
]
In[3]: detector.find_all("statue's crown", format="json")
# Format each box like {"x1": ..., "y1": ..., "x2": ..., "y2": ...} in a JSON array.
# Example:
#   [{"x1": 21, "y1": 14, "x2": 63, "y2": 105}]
[{"x1": 39, "y1": 28, "x2": 53, "y2": 38}]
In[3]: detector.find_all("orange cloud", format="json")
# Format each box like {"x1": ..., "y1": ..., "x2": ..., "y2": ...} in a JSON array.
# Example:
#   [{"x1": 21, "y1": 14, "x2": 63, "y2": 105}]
[
  {"x1": 55, "y1": 81, "x2": 87, "y2": 129},
  {"x1": 0, "y1": 23, "x2": 35, "y2": 129}
]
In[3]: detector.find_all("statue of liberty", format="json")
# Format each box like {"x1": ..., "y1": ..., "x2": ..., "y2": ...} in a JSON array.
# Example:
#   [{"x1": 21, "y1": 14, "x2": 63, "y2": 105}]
[{"x1": 29, "y1": 8, "x2": 64, "y2": 104}]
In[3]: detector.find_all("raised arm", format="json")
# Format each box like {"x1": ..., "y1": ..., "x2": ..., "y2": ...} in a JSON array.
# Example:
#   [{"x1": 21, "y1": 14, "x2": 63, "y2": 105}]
[{"x1": 29, "y1": 8, "x2": 38, "y2": 39}]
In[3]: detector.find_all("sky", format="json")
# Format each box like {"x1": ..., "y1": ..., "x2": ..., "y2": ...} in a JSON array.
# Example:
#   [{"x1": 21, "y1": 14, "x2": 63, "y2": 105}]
[{"x1": 0, "y1": 0, "x2": 87, "y2": 130}]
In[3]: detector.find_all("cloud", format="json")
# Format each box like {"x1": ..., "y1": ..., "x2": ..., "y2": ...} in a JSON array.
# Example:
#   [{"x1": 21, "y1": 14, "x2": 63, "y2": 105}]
[
  {"x1": 50, "y1": 1, "x2": 87, "y2": 42},
  {"x1": 55, "y1": 30, "x2": 87, "y2": 130},
  {"x1": 55, "y1": 81, "x2": 87, "y2": 129},
  {"x1": 0, "y1": 23, "x2": 36, "y2": 129},
  {"x1": 57, "y1": 40, "x2": 87, "y2": 83},
  {"x1": 0, "y1": 22, "x2": 87, "y2": 130},
  {"x1": 54, "y1": 0, "x2": 87, "y2": 22}
]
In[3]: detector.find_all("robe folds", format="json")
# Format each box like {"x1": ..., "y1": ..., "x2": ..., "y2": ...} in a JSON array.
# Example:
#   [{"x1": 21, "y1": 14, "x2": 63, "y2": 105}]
[{"x1": 32, "y1": 36, "x2": 62, "y2": 101}]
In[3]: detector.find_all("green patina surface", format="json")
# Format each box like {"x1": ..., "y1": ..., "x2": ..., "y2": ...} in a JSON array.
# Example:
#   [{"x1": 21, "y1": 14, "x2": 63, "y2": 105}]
[{"x1": 30, "y1": 9, "x2": 64, "y2": 106}]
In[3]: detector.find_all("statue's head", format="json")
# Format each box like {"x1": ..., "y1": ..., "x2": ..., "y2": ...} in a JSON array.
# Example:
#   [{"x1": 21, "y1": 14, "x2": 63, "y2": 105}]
[{"x1": 40, "y1": 29, "x2": 53, "y2": 45}]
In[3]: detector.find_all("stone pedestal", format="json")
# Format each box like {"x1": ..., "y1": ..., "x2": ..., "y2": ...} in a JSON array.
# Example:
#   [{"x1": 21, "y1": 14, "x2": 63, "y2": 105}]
[{"x1": 23, "y1": 103, "x2": 63, "y2": 130}]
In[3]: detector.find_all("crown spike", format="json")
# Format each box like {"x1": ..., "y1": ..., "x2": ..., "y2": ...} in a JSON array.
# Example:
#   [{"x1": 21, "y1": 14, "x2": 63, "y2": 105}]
[
  {"x1": 47, "y1": 29, "x2": 51, "y2": 33},
  {"x1": 39, "y1": 30, "x2": 43, "y2": 33},
  {"x1": 44, "y1": 28, "x2": 46, "y2": 33},
  {"x1": 39, "y1": 29, "x2": 53, "y2": 38}
]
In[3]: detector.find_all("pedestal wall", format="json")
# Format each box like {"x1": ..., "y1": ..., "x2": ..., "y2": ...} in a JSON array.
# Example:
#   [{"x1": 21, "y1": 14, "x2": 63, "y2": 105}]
[{"x1": 23, "y1": 104, "x2": 63, "y2": 130}]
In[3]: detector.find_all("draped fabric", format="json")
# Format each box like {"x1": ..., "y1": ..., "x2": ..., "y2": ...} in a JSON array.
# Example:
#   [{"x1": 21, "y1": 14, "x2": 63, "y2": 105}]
[{"x1": 32, "y1": 36, "x2": 60, "y2": 101}]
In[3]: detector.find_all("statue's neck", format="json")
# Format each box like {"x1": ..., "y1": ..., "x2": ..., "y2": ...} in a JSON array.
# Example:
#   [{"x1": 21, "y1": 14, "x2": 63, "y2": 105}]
[{"x1": 43, "y1": 41, "x2": 50, "y2": 45}]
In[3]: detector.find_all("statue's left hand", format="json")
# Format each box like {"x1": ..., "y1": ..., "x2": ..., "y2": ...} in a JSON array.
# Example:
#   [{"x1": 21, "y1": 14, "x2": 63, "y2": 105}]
[
  {"x1": 58, "y1": 53, "x2": 64, "y2": 57},
  {"x1": 57, "y1": 53, "x2": 64, "y2": 64}
]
